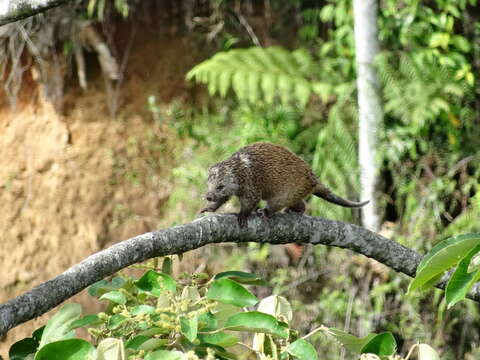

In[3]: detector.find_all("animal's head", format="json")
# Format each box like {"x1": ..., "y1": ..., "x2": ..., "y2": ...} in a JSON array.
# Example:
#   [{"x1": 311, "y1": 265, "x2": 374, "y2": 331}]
[{"x1": 205, "y1": 161, "x2": 239, "y2": 202}]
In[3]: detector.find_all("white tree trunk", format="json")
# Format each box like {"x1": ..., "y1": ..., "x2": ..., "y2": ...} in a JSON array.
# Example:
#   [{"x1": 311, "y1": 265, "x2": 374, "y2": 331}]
[{"x1": 353, "y1": 0, "x2": 382, "y2": 231}]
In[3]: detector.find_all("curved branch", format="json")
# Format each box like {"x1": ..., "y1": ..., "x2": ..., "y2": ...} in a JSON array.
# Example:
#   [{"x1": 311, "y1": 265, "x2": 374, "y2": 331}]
[
  {"x1": 0, "y1": 213, "x2": 477, "y2": 337},
  {"x1": 0, "y1": 0, "x2": 71, "y2": 26}
]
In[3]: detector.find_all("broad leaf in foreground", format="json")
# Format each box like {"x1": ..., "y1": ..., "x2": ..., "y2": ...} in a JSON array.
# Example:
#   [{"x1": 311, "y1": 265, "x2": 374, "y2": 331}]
[
  {"x1": 135, "y1": 270, "x2": 176, "y2": 296},
  {"x1": 224, "y1": 311, "x2": 289, "y2": 338},
  {"x1": 207, "y1": 278, "x2": 258, "y2": 307},
  {"x1": 360, "y1": 332, "x2": 397, "y2": 356},
  {"x1": 324, "y1": 327, "x2": 376, "y2": 353},
  {"x1": 445, "y1": 244, "x2": 480, "y2": 308},
  {"x1": 34, "y1": 339, "x2": 95, "y2": 360},
  {"x1": 285, "y1": 339, "x2": 318, "y2": 360},
  {"x1": 39, "y1": 304, "x2": 81, "y2": 348},
  {"x1": 409, "y1": 233, "x2": 480, "y2": 294}
]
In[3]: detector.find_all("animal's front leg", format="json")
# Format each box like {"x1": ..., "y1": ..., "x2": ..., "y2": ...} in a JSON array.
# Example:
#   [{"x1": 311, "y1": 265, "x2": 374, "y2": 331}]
[{"x1": 237, "y1": 195, "x2": 260, "y2": 228}]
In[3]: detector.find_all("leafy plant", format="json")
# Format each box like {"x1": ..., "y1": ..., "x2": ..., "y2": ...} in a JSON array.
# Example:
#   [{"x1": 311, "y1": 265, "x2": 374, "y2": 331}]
[
  {"x1": 187, "y1": 46, "x2": 331, "y2": 107},
  {"x1": 408, "y1": 233, "x2": 480, "y2": 308},
  {"x1": 8, "y1": 258, "x2": 446, "y2": 359},
  {"x1": 320, "y1": 325, "x2": 441, "y2": 359},
  {"x1": 9, "y1": 261, "x2": 321, "y2": 359}
]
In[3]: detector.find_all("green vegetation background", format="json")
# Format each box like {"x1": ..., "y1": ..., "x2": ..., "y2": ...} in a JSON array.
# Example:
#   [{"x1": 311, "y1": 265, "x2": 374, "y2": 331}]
[
  {"x1": 161, "y1": 0, "x2": 480, "y2": 358},
  {"x1": 3, "y1": 0, "x2": 480, "y2": 358}
]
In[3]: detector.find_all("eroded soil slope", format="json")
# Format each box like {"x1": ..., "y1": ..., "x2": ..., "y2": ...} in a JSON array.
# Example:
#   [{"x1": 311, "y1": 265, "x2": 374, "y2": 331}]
[{"x1": 0, "y1": 30, "x2": 196, "y2": 353}]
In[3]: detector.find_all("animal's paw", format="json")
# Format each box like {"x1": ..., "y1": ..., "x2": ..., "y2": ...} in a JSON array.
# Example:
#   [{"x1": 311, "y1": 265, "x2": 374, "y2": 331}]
[{"x1": 199, "y1": 207, "x2": 214, "y2": 214}]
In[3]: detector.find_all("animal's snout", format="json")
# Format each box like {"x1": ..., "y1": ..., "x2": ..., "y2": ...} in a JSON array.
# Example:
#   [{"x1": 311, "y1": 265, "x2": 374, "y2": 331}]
[{"x1": 205, "y1": 193, "x2": 213, "y2": 202}]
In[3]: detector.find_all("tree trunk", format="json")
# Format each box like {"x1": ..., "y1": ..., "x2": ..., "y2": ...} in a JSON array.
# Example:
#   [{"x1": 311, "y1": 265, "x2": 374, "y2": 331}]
[{"x1": 353, "y1": 0, "x2": 382, "y2": 231}]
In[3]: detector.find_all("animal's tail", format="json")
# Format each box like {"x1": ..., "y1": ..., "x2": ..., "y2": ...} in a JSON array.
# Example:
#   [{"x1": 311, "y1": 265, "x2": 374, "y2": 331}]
[{"x1": 313, "y1": 183, "x2": 369, "y2": 208}]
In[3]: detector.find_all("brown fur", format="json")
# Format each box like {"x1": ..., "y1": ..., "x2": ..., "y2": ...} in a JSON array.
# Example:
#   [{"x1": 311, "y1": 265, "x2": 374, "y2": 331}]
[{"x1": 200, "y1": 142, "x2": 368, "y2": 227}]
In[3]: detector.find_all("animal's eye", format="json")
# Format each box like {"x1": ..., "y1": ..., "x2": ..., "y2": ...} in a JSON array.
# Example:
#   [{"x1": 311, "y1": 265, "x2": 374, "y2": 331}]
[{"x1": 217, "y1": 184, "x2": 225, "y2": 190}]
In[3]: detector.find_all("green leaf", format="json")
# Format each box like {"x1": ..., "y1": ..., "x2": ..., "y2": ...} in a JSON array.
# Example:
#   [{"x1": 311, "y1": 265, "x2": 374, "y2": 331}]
[
  {"x1": 96, "y1": 338, "x2": 125, "y2": 360},
  {"x1": 324, "y1": 328, "x2": 376, "y2": 353},
  {"x1": 198, "y1": 332, "x2": 239, "y2": 348},
  {"x1": 294, "y1": 80, "x2": 311, "y2": 108},
  {"x1": 232, "y1": 70, "x2": 248, "y2": 101},
  {"x1": 145, "y1": 350, "x2": 185, "y2": 360},
  {"x1": 135, "y1": 270, "x2": 177, "y2": 296},
  {"x1": 207, "y1": 278, "x2": 258, "y2": 307},
  {"x1": 32, "y1": 326, "x2": 45, "y2": 342},
  {"x1": 100, "y1": 290, "x2": 126, "y2": 305},
  {"x1": 138, "y1": 338, "x2": 169, "y2": 352},
  {"x1": 277, "y1": 75, "x2": 293, "y2": 105},
  {"x1": 130, "y1": 305, "x2": 156, "y2": 315},
  {"x1": 247, "y1": 71, "x2": 260, "y2": 103},
  {"x1": 34, "y1": 339, "x2": 95, "y2": 360},
  {"x1": 69, "y1": 315, "x2": 101, "y2": 330},
  {"x1": 218, "y1": 70, "x2": 232, "y2": 97},
  {"x1": 198, "y1": 312, "x2": 218, "y2": 332},
  {"x1": 180, "y1": 316, "x2": 198, "y2": 342},
  {"x1": 125, "y1": 335, "x2": 150, "y2": 350},
  {"x1": 409, "y1": 234, "x2": 480, "y2": 293},
  {"x1": 88, "y1": 277, "x2": 125, "y2": 297},
  {"x1": 360, "y1": 332, "x2": 397, "y2": 356},
  {"x1": 213, "y1": 303, "x2": 240, "y2": 327},
  {"x1": 429, "y1": 32, "x2": 450, "y2": 49},
  {"x1": 285, "y1": 339, "x2": 318, "y2": 360},
  {"x1": 260, "y1": 73, "x2": 277, "y2": 104},
  {"x1": 224, "y1": 311, "x2": 289, "y2": 338},
  {"x1": 446, "y1": 244, "x2": 480, "y2": 308},
  {"x1": 312, "y1": 82, "x2": 332, "y2": 102},
  {"x1": 214, "y1": 271, "x2": 266, "y2": 285},
  {"x1": 452, "y1": 35, "x2": 471, "y2": 52},
  {"x1": 39, "y1": 304, "x2": 82, "y2": 348},
  {"x1": 9, "y1": 337, "x2": 39, "y2": 360},
  {"x1": 107, "y1": 315, "x2": 127, "y2": 330}
]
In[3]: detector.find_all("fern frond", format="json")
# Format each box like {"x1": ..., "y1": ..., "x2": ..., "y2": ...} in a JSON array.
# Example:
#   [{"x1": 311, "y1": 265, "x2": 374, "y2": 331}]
[
  {"x1": 378, "y1": 51, "x2": 467, "y2": 127},
  {"x1": 186, "y1": 46, "x2": 324, "y2": 107}
]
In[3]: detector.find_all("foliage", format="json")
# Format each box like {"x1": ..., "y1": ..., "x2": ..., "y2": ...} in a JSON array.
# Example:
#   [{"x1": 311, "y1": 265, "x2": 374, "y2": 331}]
[
  {"x1": 187, "y1": 46, "x2": 329, "y2": 108},
  {"x1": 180, "y1": 0, "x2": 480, "y2": 358},
  {"x1": 9, "y1": 261, "x2": 322, "y2": 359},
  {"x1": 8, "y1": 259, "x2": 446, "y2": 360},
  {"x1": 374, "y1": 0, "x2": 479, "y2": 238},
  {"x1": 408, "y1": 233, "x2": 480, "y2": 309}
]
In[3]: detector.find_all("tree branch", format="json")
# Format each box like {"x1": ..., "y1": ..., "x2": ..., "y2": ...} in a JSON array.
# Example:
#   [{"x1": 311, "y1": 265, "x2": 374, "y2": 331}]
[
  {"x1": 0, "y1": 213, "x2": 478, "y2": 337},
  {"x1": 0, "y1": 0, "x2": 71, "y2": 26}
]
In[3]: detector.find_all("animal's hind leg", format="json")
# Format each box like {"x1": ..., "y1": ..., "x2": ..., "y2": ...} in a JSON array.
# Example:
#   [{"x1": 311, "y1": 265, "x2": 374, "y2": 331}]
[{"x1": 286, "y1": 200, "x2": 306, "y2": 214}]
